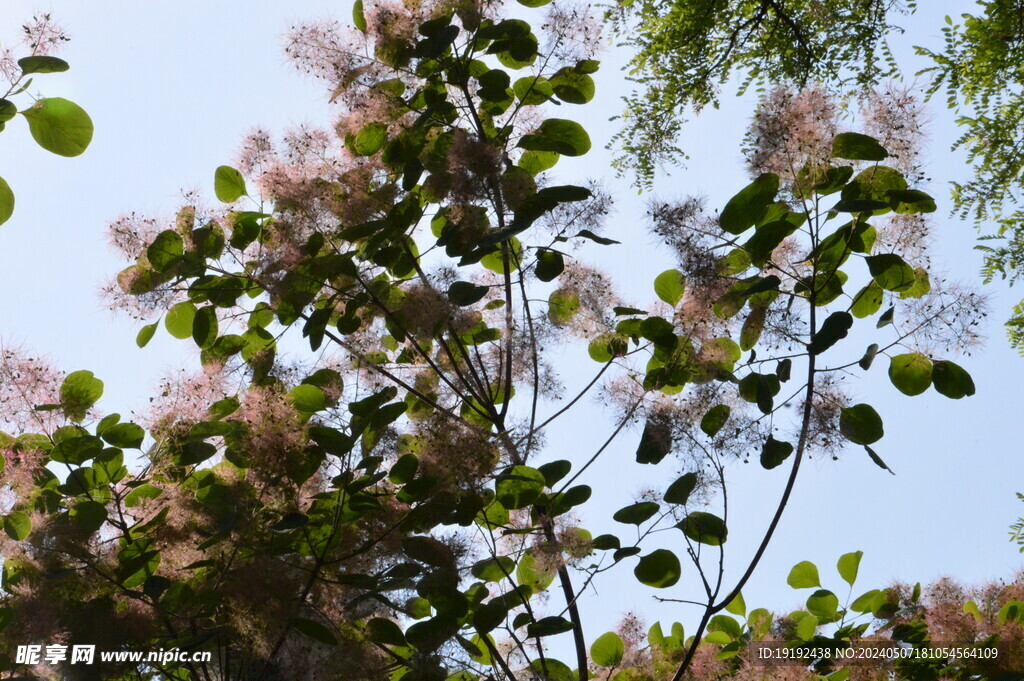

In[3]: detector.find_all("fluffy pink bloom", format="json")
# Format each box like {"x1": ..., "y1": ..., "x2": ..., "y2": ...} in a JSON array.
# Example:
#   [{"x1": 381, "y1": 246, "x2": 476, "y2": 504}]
[{"x1": 0, "y1": 346, "x2": 66, "y2": 434}]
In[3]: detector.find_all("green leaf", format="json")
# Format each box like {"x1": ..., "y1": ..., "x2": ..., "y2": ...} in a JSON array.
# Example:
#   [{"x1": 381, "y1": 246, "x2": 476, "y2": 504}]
[
  {"x1": 516, "y1": 551, "x2": 555, "y2": 591},
  {"x1": 517, "y1": 118, "x2": 591, "y2": 157},
  {"x1": 354, "y1": 122, "x2": 388, "y2": 156},
  {"x1": 806, "y1": 589, "x2": 840, "y2": 618},
  {"x1": 654, "y1": 269, "x2": 686, "y2": 305},
  {"x1": 832, "y1": 132, "x2": 888, "y2": 161},
  {"x1": 60, "y1": 370, "x2": 104, "y2": 421},
  {"x1": 21, "y1": 97, "x2": 93, "y2": 157},
  {"x1": 192, "y1": 306, "x2": 219, "y2": 349},
  {"x1": 889, "y1": 189, "x2": 936, "y2": 214},
  {"x1": 3, "y1": 512, "x2": 31, "y2": 541},
  {"x1": 678, "y1": 512, "x2": 727, "y2": 545},
  {"x1": 0, "y1": 99, "x2": 16, "y2": 123},
  {"x1": 931, "y1": 360, "x2": 976, "y2": 399},
  {"x1": 0, "y1": 175, "x2": 13, "y2": 226},
  {"x1": 808, "y1": 311, "x2": 853, "y2": 355},
  {"x1": 864, "y1": 445, "x2": 894, "y2": 474},
  {"x1": 587, "y1": 333, "x2": 628, "y2": 363},
  {"x1": 366, "y1": 618, "x2": 406, "y2": 646},
  {"x1": 664, "y1": 472, "x2": 697, "y2": 505},
  {"x1": 17, "y1": 56, "x2": 70, "y2": 74},
  {"x1": 888, "y1": 353, "x2": 933, "y2": 396},
  {"x1": 136, "y1": 322, "x2": 158, "y2": 348},
  {"x1": 495, "y1": 465, "x2": 546, "y2": 509},
  {"x1": 70, "y1": 500, "x2": 108, "y2": 534},
  {"x1": 851, "y1": 282, "x2": 884, "y2": 318},
  {"x1": 720, "y1": 173, "x2": 779, "y2": 235},
  {"x1": 760, "y1": 436, "x2": 794, "y2": 470},
  {"x1": 700, "y1": 405, "x2": 730, "y2": 437},
  {"x1": 527, "y1": 616, "x2": 574, "y2": 637},
  {"x1": 214, "y1": 165, "x2": 247, "y2": 203},
  {"x1": 858, "y1": 344, "x2": 879, "y2": 371},
  {"x1": 550, "y1": 67, "x2": 595, "y2": 104},
  {"x1": 289, "y1": 384, "x2": 326, "y2": 413},
  {"x1": 591, "y1": 632, "x2": 625, "y2": 667},
  {"x1": 635, "y1": 418, "x2": 671, "y2": 464},
  {"x1": 448, "y1": 281, "x2": 489, "y2": 306},
  {"x1": 124, "y1": 484, "x2": 163, "y2": 508},
  {"x1": 289, "y1": 618, "x2": 338, "y2": 646},
  {"x1": 165, "y1": 302, "x2": 197, "y2": 340},
  {"x1": 471, "y1": 556, "x2": 515, "y2": 582},
  {"x1": 548, "y1": 288, "x2": 579, "y2": 325},
  {"x1": 147, "y1": 230, "x2": 184, "y2": 272},
  {"x1": 867, "y1": 254, "x2": 916, "y2": 292},
  {"x1": 535, "y1": 249, "x2": 565, "y2": 282},
  {"x1": 353, "y1": 0, "x2": 367, "y2": 30},
  {"x1": 724, "y1": 592, "x2": 746, "y2": 617},
  {"x1": 634, "y1": 549, "x2": 681, "y2": 588},
  {"x1": 519, "y1": 150, "x2": 559, "y2": 174},
  {"x1": 837, "y1": 550, "x2": 863, "y2": 586},
  {"x1": 613, "y1": 501, "x2": 660, "y2": 525},
  {"x1": 101, "y1": 422, "x2": 145, "y2": 449},
  {"x1": 839, "y1": 404, "x2": 884, "y2": 445},
  {"x1": 787, "y1": 561, "x2": 821, "y2": 589}
]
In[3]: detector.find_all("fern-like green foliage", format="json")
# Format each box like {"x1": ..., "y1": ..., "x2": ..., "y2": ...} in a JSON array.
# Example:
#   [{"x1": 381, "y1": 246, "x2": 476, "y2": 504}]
[{"x1": 607, "y1": 0, "x2": 914, "y2": 184}]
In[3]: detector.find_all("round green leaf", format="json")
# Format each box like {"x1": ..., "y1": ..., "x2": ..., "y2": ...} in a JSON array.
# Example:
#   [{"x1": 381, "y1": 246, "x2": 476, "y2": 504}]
[
  {"x1": 214, "y1": 165, "x2": 247, "y2": 202},
  {"x1": 516, "y1": 551, "x2": 555, "y2": 591},
  {"x1": 837, "y1": 550, "x2": 863, "y2": 586},
  {"x1": 588, "y1": 333, "x2": 628, "y2": 363},
  {"x1": 613, "y1": 501, "x2": 660, "y2": 525},
  {"x1": 535, "y1": 249, "x2": 565, "y2": 282},
  {"x1": 888, "y1": 353, "x2": 933, "y2": 396},
  {"x1": 70, "y1": 500, "x2": 108, "y2": 534},
  {"x1": 806, "y1": 589, "x2": 840, "y2": 618},
  {"x1": 471, "y1": 556, "x2": 515, "y2": 582},
  {"x1": 124, "y1": 484, "x2": 163, "y2": 508},
  {"x1": 831, "y1": 132, "x2": 888, "y2": 161},
  {"x1": 517, "y1": 118, "x2": 591, "y2": 157},
  {"x1": 678, "y1": 512, "x2": 727, "y2": 545},
  {"x1": 288, "y1": 618, "x2": 338, "y2": 646},
  {"x1": 20, "y1": 97, "x2": 93, "y2": 157},
  {"x1": 932, "y1": 360, "x2": 976, "y2": 399},
  {"x1": 839, "y1": 404, "x2": 884, "y2": 445},
  {"x1": 354, "y1": 122, "x2": 388, "y2": 156},
  {"x1": 448, "y1": 281, "x2": 489, "y2": 306},
  {"x1": 866, "y1": 254, "x2": 916, "y2": 292},
  {"x1": 0, "y1": 175, "x2": 13, "y2": 226},
  {"x1": 101, "y1": 422, "x2": 145, "y2": 449},
  {"x1": 851, "y1": 281, "x2": 884, "y2": 318},
  {"x1": 664, "y1": 472, "x2": 697, "y2": 505},
  {"x1": 17, "y1": 56, "x2": 70, "y2": 74},
  {"x1": 136, "y1": 322, "x2": 158, "y2": 348},
  {"x1": 700, "y1": 405, "x2": 730, "y2": 437},
  {"x1": 147, "y1": 230, "x2": 184, "y2": 272},
  {"x1": 634, "y1": 549, "x2": 681, "y2": 588},
  {"x1": 590, "y1": 631, "x2": 625, "y2": 667},
  {"x1": 165, "y1": 301, "x2": 198, "y2": 340},
  {"x1": 654, "y1": 269, "x2": 686, "y2": 306},
  {"x1": 60, "y1": 370, "x2": 104, "y2": 421},
  {"x1": 192, "y1": 306, "x2": 219, "y2": 349},
  {"x1": 787, "y1": 561, "x2": 821, "y2": 589},
  {"x1": 720, "y1": 173, "x2": 779, "y2": 235},
  {"x1": 550, "y1": 68, "x2": 595, "y2": 104},
  {"x1": 289, "y1": 384, "x2": 326, "y2": 413},
  {"x1": 3, "y1": 512, "x2": 31, "y2": 541},
  {"x1": 495, "y1": 465, "x2": 546, "y2": 509}
]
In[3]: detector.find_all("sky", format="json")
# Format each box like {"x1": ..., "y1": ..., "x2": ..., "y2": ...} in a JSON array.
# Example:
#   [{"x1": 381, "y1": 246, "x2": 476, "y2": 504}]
[{"x1": 1, "y1": 0, "x2": 1022, "y2": 643}]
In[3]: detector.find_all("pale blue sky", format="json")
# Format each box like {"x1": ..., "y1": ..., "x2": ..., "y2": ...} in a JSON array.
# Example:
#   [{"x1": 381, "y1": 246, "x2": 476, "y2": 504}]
[{"x1": 1, "y1": 0, "x2": 1021, "y2": 640}]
